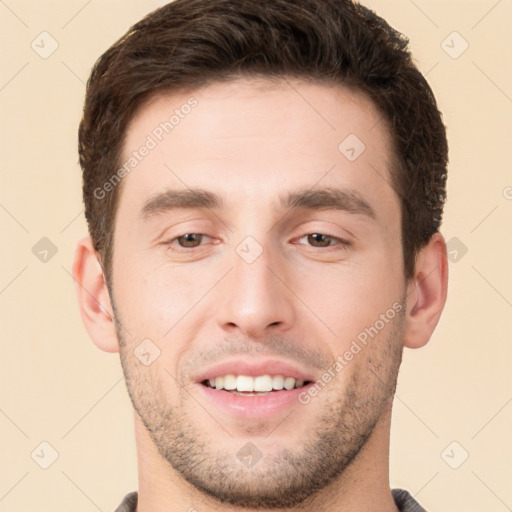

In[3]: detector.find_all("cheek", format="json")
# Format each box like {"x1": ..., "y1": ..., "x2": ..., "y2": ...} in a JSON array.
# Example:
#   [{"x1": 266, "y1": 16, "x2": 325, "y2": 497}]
[
  {"x1": 113, "y1": 252, "x2": 215, "y2": 338},
  {"x1": 292, "y1": 252, "x2": 403, "y2": 342}
]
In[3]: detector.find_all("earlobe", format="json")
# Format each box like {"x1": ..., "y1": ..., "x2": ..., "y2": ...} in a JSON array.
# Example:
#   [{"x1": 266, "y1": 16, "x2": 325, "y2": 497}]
[
  {"x1": 403, "y1": 233, "x2": 449, "y2": 349},
  {"x1": 72, "y1": 236, "x2": 120, "y2": 353}
]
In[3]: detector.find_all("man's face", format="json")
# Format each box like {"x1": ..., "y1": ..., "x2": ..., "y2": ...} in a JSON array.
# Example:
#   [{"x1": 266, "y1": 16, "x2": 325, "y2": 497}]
[{"x1": 111, "y1": 78, "x2": 407, "y2": 508}]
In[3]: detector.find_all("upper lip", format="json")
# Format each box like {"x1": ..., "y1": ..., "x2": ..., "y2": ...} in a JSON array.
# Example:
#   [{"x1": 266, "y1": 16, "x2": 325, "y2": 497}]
[{"x1": 194, "y1": 358, "x2": 318, "y2": 383}]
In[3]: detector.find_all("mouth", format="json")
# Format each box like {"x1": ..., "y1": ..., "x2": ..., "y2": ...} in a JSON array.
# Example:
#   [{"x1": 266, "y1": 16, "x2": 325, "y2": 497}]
[
  {"x1": 201, "y1": 374, "x2": 313, "y2": 396},
  {"x1": 193, "y1": 359, "x2": 318, "y2": 418}
]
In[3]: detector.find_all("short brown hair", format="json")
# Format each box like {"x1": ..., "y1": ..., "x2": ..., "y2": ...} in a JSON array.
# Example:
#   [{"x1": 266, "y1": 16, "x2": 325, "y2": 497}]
[{"x1": 78, "y1": 0, "x2": 448, "y2": 282}]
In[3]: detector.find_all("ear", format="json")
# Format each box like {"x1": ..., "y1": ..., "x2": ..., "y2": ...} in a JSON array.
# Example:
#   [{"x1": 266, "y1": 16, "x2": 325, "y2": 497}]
[
  {"x1": 403, "y1": 232, "x2": 448, "y2": 349},
  {"x1": 72, "y1": 236, "x2": 120, "y2": 353}
]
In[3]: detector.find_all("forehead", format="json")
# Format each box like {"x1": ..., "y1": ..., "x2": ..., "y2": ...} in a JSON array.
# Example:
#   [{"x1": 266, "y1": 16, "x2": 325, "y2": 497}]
[{"x1": 117, "y1": 78, "x2": 399, "y2": 224}]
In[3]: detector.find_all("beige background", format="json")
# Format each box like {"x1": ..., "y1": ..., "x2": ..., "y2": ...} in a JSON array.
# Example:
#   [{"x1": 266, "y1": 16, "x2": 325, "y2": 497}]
[{"x1": 1, "y1": 0, "x2": 511, "y2": 510}]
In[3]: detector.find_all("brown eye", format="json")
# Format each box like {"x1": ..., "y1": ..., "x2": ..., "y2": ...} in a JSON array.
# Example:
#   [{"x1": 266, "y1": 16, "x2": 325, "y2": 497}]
[
  {"x1": 176, "y1": 233, "x2": 204, "y2": 247},
  {"x1": 162, "y1": 232, "x2": 217, "y2": 254},
  {"x1": 295, "y1": 233, "x2": 351, "y2": 251},
  {"x1": 307, "y1": 233, "x2": 336, "y2": 247}
]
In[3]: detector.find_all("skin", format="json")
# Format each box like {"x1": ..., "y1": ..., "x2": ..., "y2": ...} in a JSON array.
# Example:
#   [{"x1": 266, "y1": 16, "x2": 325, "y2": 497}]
[{"x1": 73, "y1": 78, "x2": 448, "y2": 512}]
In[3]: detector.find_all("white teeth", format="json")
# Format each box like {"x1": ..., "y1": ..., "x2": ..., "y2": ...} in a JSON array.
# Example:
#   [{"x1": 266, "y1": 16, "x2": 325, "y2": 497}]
[
  {"x1": 236, "y1": 375, "x2": 254, "y2": 392},
  {"x1": 223, "y1": 374, "x2": 237, "y2": 390},
  {"x1": 272, "y1": 375, "x2": 284, "y2": 390},
  {"x1": 283, "y1": 377, "x2": 295, "y2": 390},
  {"x1": 254, "y1": 375, "x2": 273, "y2": 392},
  {"x1": 204, "y1": 374, "x2": 308, "y2": 392}
]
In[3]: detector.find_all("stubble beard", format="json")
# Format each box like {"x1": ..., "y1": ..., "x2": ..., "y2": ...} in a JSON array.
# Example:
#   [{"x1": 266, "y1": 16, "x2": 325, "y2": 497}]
[{"x1": 114, "y1": 298, "x2": 405, "y2": 509}]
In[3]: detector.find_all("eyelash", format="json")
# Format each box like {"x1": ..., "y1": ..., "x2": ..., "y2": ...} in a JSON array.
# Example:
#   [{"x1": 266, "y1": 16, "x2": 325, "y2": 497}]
[
  {"x1": 163, "y1": 232, "x2": 350, "y2": 251},
  {"x1": 295, "y1": 233, "x2": 350, "y2": 250}
]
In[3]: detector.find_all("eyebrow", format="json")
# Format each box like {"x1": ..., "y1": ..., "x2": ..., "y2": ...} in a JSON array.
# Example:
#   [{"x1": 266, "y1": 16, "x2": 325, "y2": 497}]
[
  {"x1": 280, "y1": 187, "x2": 376, "y2": 219},
  {"x1": 140, "y1": 189, "x2": 222, "y2": 219},
  {"x1": 140, "y1": 186, "x2": 375, "y2": 220}
]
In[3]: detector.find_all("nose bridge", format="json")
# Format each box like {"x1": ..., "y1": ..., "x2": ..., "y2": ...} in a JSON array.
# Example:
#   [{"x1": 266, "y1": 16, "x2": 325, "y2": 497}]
[
  {"x1": 216, "y1": 232, "x2": 295, "y2": 336},
  {"x1": 234, "y1": 234, "x2": 275, "y2": 300}
]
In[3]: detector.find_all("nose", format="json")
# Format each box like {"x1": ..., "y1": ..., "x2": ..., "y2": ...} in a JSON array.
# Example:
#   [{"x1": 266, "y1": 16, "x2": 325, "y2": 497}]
[{"x1": 215, "y1": 240, "x2": 296, "y2": 339}]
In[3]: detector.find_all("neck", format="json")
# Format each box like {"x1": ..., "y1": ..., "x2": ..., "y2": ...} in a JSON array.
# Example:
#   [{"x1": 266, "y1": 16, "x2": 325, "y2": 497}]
[{"x1": 134, "y1": 400, "x2": 400, "y2": 512}]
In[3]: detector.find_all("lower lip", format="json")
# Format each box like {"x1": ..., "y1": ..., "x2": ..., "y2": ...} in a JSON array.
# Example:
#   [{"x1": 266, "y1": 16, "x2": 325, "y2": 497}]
[{"x1": 196, "y1": 383, "x2": 313, "y2": 419}]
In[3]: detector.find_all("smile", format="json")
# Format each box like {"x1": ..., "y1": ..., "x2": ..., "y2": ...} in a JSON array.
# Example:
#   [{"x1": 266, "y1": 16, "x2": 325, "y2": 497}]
[{"x1": 202, "y1": 374, "x2": 311, "y2": 394}]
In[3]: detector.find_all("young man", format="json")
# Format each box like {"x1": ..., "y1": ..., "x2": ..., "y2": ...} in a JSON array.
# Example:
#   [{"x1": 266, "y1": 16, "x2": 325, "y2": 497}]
[{"x1": 73, "y1": 0, "x2": 448, "y2": 510}]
